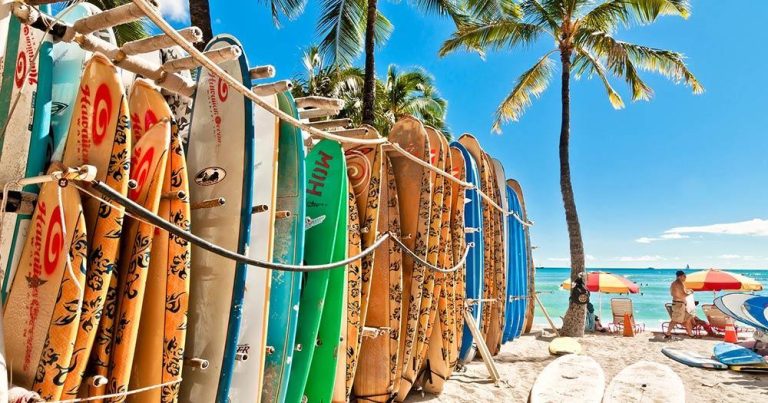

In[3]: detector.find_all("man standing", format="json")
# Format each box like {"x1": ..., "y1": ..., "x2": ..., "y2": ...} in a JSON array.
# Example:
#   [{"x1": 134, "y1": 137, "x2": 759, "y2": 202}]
[{"x1": 666, "y1": 270, "x2": 694, "y2": 338}]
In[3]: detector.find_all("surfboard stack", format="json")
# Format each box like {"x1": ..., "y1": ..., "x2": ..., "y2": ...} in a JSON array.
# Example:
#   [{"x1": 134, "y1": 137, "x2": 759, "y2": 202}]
[{"x1": 0, "y1": 4, "x2": 536, "y2": 402}]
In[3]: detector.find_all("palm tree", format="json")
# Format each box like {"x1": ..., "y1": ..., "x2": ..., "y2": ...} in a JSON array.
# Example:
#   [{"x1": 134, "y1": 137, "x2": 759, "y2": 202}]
[
  {"x1": 317, "y1": 0, "x2": 464, "y2": 126},
  {"x1": 440, "y1": 0, "x2": 702, "y2": 336},
  {"x1": 380, "y1": 65, "x2": 449, "y2": 136}
]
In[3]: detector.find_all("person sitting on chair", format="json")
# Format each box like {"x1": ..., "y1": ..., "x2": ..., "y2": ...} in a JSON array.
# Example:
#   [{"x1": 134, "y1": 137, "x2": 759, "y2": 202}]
[
  {"x1": 585, "y1": 302, "x2": 607, "y2": 333},
  {"x1": 665, "y1": 270, "x2": 695, "y2": 338}
]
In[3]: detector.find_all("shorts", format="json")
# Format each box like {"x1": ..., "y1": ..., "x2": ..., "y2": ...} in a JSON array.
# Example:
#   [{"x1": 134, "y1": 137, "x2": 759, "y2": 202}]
[{"x1": 671, "y1": 302, "x2": 693, "y2": 323}]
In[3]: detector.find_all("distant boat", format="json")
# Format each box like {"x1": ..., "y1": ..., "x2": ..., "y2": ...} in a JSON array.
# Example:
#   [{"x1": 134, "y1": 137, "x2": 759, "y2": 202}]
[
  {"x1": 647, "y1": 267, "x2": 656, "y2": 270},
  {"x1": 686, "y1": 264, "x2": 690, "y2": 270}
]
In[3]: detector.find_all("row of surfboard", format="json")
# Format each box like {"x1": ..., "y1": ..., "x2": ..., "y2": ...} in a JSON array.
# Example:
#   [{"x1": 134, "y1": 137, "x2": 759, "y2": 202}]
[{"x1": 0, "y1": 4, "x2": 536, "y2": 403}]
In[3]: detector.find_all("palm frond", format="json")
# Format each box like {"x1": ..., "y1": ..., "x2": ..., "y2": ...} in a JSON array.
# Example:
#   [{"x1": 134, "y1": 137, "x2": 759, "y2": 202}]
[
  {"x1": 83, "y1": 0, "x2": 149, "y2": 45},
  {"x1": 373, "y1": 10, "x2": 394, "y2": 46},
  {"x1": 580, "y1": 0, "x2": 690, "y2": 32},
  {"x1": 411, "y1": 0, "x2": 472, "y2": 26},
  {"x1": 520, "y1": 0, "x2": 561, "y2": 32},
  {"x1": 493, "y1": 52, "x2": 555, "y2": 132},
  {"x1": 317, "y1": 0, "x2": 366, "y2": 67},
  {"x1": 466, "y1": 0, "x2": 522, "y2": 20},
  {"x1": 262, "y1": 0, "x2": 307, "y2": 27},
  {"x1": 573, "y1": 46, "x2": 624, "y2": 108},
  {"x1": 439, "y1": 20, "x2": 543, "y2": 56}
]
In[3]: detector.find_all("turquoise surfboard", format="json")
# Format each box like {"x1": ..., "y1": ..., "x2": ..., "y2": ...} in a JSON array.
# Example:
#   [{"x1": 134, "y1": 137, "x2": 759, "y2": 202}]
[
  {"x1": 450, "y1": 142, "x2": 484, "y2": 363},
  {"x1": 261, "y1": 91, "x2": 306, "y2": 403},
  {"x1": 503, "y1": 185, "x2": 525, "y2": 342}
]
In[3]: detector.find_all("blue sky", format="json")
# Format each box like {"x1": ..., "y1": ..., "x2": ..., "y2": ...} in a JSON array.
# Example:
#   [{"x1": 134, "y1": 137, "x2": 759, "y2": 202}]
[{"x1": 161, "y1": 1, "x2": 768, "y2": 269}]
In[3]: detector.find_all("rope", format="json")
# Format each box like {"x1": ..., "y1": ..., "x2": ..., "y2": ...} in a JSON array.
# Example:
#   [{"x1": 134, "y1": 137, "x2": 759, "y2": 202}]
[
  {"x1": 128, "y1": 0, "x2": 534, "y2": 227},
  {"x1": 53, "y1": 379, "x2": 181, "y2": 403},
  {"x1": 392, "y1": 236, "x2": 473, "y2": 274}
]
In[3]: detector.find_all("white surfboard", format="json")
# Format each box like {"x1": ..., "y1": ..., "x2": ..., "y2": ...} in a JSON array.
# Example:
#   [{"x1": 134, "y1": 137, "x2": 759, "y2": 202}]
[
  {"x1": 530, "y1": 354, "x2": 605, "y2": 403},
  {"x1": 228, "y1": 93, "x2": 278, "y2": 401},
  {"x1": 604, "y1": 361, "x2": 684, "y2": 403}
]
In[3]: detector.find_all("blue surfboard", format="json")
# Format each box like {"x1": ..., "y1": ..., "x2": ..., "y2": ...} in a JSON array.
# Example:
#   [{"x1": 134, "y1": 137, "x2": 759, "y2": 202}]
[
  {"x1": 450, "y1": 142, "x2": 484, "y2": 363},
  {"x1": 743, "y1": 296, "x2": 768, "y2": 331},
  {"x1": 714, "y1": 343, "x2": 766, "y2": 366},
  {"x1": 715, "y1": 293, "x2": 766, "y2": 331},
  {"x1": 503, "y1": 185, "x2": 521, "y2": 343}
]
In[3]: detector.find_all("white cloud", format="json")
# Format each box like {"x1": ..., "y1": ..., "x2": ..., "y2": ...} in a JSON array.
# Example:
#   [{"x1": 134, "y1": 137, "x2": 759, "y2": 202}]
[
  {"x1": 158, "y1": 0, "x2": 190, "y2": 22},
  {"x1": 586, "y1": 254, "x2": 596, "y2": 261},
  {"x1": 617, "y1": 255, "x2": 666, "y2": 262},
  {"x1": 635, "y1": 233, "x2": 690, "y2": 243},
  {"x1": 665, "y1": 218, "x2": 768, "y2": 237},
  {"x1": 718, "y1": 254, "x2": 741, "y2": 259}
]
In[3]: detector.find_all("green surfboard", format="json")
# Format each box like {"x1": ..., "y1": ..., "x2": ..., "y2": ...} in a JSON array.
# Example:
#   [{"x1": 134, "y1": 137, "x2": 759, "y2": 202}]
[{"x1": 286, "y1": 139, "x2": 347, "y2": 403}]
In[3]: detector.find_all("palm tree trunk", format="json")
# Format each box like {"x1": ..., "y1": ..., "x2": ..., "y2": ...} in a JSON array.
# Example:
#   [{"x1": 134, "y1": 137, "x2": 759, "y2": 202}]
[
  {"x1": 189, "y1": 0, "x2": 213, "y2": 51},
  {"x1": 558, "y1": 49, "x2": 587, "y2": 337},
  {"x1": 362, "y1": 0, "x2": 378, "y2": 125}
]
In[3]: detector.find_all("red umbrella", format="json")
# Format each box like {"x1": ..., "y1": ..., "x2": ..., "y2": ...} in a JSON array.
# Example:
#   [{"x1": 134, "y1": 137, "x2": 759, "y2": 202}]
[{"x1": 562, "y1": 271, "x2": 640, "y2": 294}]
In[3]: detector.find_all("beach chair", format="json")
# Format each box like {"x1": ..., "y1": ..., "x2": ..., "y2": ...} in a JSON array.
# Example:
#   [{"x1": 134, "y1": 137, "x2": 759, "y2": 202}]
[
  {"x1": 662, "y1": 303, "x2": 704, "y2": 336},
  {"x1": 702, "y1": 304, "x2": 745, "y2": 335},
  {"x1": 608, "y1": 298, "x2": 645, "y2": 334}
]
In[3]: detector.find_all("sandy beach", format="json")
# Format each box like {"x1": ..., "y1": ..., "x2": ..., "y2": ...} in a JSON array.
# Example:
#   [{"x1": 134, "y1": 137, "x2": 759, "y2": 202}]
[{"x1": 406, "y1": 327, "x2": 768, "y2": 402}]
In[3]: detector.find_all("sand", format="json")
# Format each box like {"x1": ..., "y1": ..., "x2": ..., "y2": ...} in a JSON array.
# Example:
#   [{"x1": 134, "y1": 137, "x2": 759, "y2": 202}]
[{"x1": 405, "y1": 327, "x2": 768, "y2": 402}]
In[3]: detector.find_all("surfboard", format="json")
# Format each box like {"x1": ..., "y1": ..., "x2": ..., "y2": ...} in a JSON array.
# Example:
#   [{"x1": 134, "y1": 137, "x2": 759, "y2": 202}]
[
  {"x1": 388, "y1": 117, "x2": 432, "y2": 395},
  {"x1": 3, "y1": 166, "x2": 88, "y2": 401},
  {"x1": 343, "y1": 125, "x2": 383, "y2": 398},
  {"x1": 261, "y1": 91, "x2": 306, "y2": 403},
  {"x1": 287, "y1": 139, "x2": 346, "y2": 402},
  {"x1": 228, "y1": 91, "x2": 279, "y2": 402},
  {"x1": 420, "y1": 134, "x2": 456, "y2": 394},
  {"x1": 729, "y1": 363, "x2": 768, "y2": 373},
  {"x1": 128, "y1": 83, "x2": 190, "y2": 403},
  {"x1": 715, "y1": 293, "x2": 766, "y2": 330},
  {"x1": 450, "y1": 141, "x2": 484, "y2": 364},
  {"x1": 484, "y1": 157, "x2": 506, "y2": 355},
  {"x1": 603, "y1": 361, "x2": 684, "y2": 403},
  {"x1": 353, "y1": 154, "x2": 403, "y2": 402},
  {"x1": 447, "y1": 148, "x2": 467, "y2": 371},
  {"x1": 0, "y1": 5, "x2": 53, "y2": 302},
  {"x1": 398, "y1": 126, "x2": 444, "y2": 400},
  {"x1": 530, "y1": 354, "x2": 604, "y2": 403},
  {"x1": 158, "y1": 46, "x2": 193, "y2": 147},
  {"x1": 58, "y1": 54, "x2": 131, "y2": 400},
  {"x1": 742, "y1": 296, "x2": 768, "y2": 331},
  {"x1": 548, "y1": 337, "x2": 582, "y2": 355},
  {"x1": 107, "y1": 119, "x2": 170, "y2": 399},
  {"x1": 714, "y1": 343, "x2": 766, "y2": 366},
  {"x1": 50, "y1": 3, "x2": 116, "y2": 161},
  {"x1": 504, "y1": 182, "x2": 525, "y2": 343},
  {"x1": 0, "y1": 313, "x2": 6, "y2": 402},
  {"x1": 507, "y1": 179, "x2": 533, "y2": 336},
  {"x1": 661, "y1": 347, "x2": 728, "y2": 369},
  {"x1": 182, "y1": 34, "x2": 256, "y2": 403}
]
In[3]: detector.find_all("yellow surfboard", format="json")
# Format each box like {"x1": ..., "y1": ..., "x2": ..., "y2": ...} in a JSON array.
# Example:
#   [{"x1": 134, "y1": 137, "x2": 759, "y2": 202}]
[
  {"x1": 59, "y1": 54, "x2": 131, "y2": 400},
  {"x1": 128, "y1": 80, "x2": 190, "y2": 403},
  {"x1": 3, "y1": 167, "x2": 88, "y2": 401},
  {"x1": 107, "y1": 120, "x2": 170, "y2": 400}
]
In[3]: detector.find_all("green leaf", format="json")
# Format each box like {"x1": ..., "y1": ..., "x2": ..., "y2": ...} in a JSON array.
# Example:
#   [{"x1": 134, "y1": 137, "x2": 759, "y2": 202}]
[{"x1": 493, "y1": 52, "x2": 555, "y2": 132}]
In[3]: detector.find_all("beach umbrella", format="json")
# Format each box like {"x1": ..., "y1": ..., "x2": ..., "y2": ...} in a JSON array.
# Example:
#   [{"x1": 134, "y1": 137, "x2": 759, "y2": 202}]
[
  {"x1": 561, "y1": 271, "x2": 640, "y2": 294},
  {"x1": 684, "y1": 268, "x2": 763, "y2": 292}
]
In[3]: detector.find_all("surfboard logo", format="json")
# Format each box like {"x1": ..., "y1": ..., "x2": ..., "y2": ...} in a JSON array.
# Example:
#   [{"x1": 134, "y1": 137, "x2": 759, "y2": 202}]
[
  {"x1": 132, "y1": 109, "x2": 158, "y2": 140},
  {"x1": 194, "y1": 167, "x2": 226, "y2": 186},
  {"x1": 307, "y1": 150, "x2": 334, "y2": 196},
  {"x1": 130, "y1": 146, "x2": 155, "y2": 200},
  {"x1": 306, "y1": 215, "x2": 326, "y2": 230},
  {"x1": 93, "y1": 84, "x2": 112, "y2": 145},
  {"x1": 44, "y1": 205, "x2": 64, "y2": 276},
  {"x1": 217, "y1": 77, "x2": 229, "y2": 102},
  {"x1": 14, "y1": 50, "x2": 27, "y2": 88},
  {"x1": 345, "y1": 149, "x2": 371, "y2": 196},
  {"x1": 16, "y1": 26, "x2": 38, "y2": 88}
]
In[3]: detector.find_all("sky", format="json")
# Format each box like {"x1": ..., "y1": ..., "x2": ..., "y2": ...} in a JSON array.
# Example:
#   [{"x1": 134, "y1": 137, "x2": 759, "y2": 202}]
[{"x1": 159, "y1": 1, "x2": 768, "y2": 269}]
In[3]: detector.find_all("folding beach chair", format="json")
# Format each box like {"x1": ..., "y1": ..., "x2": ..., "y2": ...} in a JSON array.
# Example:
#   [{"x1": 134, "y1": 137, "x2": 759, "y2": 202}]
[
  {"x1": 662, "y1": 303, "x2": 704, "y2": 336},
  {"x1": 608, "y1": 298, "x2": 645, "y2": 334},
  {"x1": 702, "y1": 304, "x2": 745, "y2": 335}
]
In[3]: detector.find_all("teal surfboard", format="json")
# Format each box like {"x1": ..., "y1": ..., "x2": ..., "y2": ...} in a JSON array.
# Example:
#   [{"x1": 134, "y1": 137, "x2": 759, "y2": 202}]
[
  {"x1": 261, "y1": 91, "x2": 306, "y2": 403},
  {"x1": 50, "y1": 3, "x2": 116, "y2": 161},
  {"x1": 287, "y1": 139, "x2": 346, "y2": 403},
  {"x1": 0, "y1": 5, "x2": 53, "y2": 301}
]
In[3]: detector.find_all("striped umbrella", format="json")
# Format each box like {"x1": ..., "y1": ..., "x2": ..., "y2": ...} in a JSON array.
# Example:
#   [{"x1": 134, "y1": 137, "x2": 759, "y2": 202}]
[
  {"x1": 562, "y1": 271, "x2": 640, "y2": 294},
  {"x1": 684, "y1": 268, "x2": 763, "y2": 292}
]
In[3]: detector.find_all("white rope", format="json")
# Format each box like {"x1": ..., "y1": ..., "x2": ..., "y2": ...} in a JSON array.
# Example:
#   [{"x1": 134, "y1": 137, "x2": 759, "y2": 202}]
[
  {"x1": 53, "y1": 379, "x2": 181, "y2": 403},
  {"x1": 129, "y1": 0, "x2": 534, "y2": 227}
]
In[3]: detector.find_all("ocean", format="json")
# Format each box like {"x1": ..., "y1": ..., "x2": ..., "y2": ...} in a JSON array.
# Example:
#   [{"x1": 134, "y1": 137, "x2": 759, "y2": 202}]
[{"x1": 534, "y1": 268, "x2": 768, "y2": 330}]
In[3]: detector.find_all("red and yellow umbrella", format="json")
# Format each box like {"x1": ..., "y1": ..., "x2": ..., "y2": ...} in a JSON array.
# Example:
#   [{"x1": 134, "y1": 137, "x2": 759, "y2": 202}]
[
  {"x1": 562, "y1": 271, "x2": 640, "y2": 294},
  {"x1": 684, "y1": 268, "x2": 763, "y2": 292}
]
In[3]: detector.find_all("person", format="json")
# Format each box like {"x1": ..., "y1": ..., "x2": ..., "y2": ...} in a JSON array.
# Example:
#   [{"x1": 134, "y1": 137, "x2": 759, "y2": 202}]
[
  {"x1": 665, "y1": 270, "x2": 695, "y2": 338},
  {"x1": 585, "y1": 302, "x2": 607, "y2": 333}
]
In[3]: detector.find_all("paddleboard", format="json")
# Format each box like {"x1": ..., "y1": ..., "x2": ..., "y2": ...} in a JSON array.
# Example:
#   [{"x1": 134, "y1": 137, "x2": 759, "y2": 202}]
[
  {"x1": 388, "y1": 117, "x2": 432, "y2": 394},
  {"x1": 3, "y1": 166, "x2": 87, "y2": 401},
  {"x1": 661, "y1": 347, "x2": 727, "y2": 369},
  {"x1": 353, "y1": 153, "x2": 403, "y2": 402},
  {"x1": 484, "y1": 156, "x2": 506, "y2": 355},
  {"x1": 507, "y1": 179, "x2": 533, "y2": 335},
  {"x1": 181, "y1": 34, "x2": 256, "y2": 403},
  {"x1": 715, "y1": 293, "x2": 766, "y2": 331},
  {"x1": 228, "y1": 91, "x2": 279, "y2": 402},
  {"x1": 128, "y1": 85, "x2": 190, "y2": 403},
  {"x1": 447, "y1": 148, "x2": 467, "y2": 371},
  {"x1": 742, "y1": 296, "x2": 768, "y2": 331},
  {"x1": 50, "y1": 2, "x2": 116, "y2": 161},
  {"x1": 399, "y1": 126, "x2": 444, "y2": 399},
  {"x1": 450, "y1": 141, "x2": 484, "y2": 364},
  {"x1": 286, "y1": 140, "x2": 348, "y2": 402},
  {"x1": 729, "y1": 363, "x2": 768, "y2": 373},
  {"x1": 343, "y1": 125, "x2": 383, "y2": 397},
  {"x1": 549, "y1": 337, "x2": 582, "y2": 355},
  {"x1": 58, "y1": 54, "x2": 131, "y2": 400},
  {"x1": 603, "y1": 360, "x2": 684, "y2": 403},
  {"x1": 529, "y1": 354, "x2": 605, "y2": 403},
  {"x1": 0, "y1": 5, "x2": 53, "y2": 302},
  {"x1": 714, "y1": 342, "x2": 766, "y2": 366},
  {"x1": 261, "y1": 91, "x2": 306, "y2": 403},
  {"x1": 107, "y1": 120, "x2": 170, "y2": 400}
]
